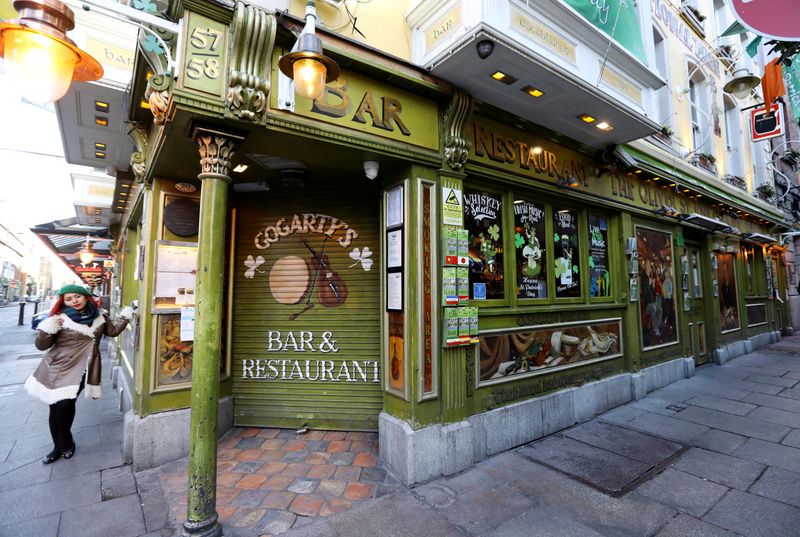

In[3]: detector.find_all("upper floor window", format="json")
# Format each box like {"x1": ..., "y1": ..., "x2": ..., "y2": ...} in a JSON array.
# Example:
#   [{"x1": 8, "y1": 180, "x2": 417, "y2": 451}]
[
  {"x1": 723, "y1": 96, "x2": 744, "y2": 178},
  {"x1": 688, "y1": 69, "x2": 712, "y2": 155},
  {"x1": 653, "y1": 26, "x2": 672, "y2": 130}
]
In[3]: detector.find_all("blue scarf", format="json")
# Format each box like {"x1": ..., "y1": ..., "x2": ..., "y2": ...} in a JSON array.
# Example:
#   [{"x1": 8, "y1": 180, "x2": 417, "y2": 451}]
[{"x1": 62, "y1": 301, "x2": 100, "y2": 325}]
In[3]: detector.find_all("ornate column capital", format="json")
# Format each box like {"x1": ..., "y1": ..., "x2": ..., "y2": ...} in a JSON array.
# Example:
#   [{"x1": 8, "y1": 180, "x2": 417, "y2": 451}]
[{"x1": 193, "y1": 128, "x2": 245, "y2": 178}]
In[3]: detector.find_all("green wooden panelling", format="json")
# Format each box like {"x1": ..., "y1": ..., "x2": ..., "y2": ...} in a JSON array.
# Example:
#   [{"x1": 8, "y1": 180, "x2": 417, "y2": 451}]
[{"x1": 231, "y1": 181, "x2": 382, "y2": 431}]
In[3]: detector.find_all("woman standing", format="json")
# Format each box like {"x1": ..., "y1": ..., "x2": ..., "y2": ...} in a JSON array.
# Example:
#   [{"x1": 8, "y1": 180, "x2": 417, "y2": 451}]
[{"x1": 24, "y1": 285, "x2": 132, "y2": 464}]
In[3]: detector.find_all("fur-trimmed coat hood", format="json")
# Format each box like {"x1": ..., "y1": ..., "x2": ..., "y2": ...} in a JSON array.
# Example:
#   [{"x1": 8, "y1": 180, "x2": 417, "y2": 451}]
[{"x1": 25, "y1": 307, "x2": 132, "y2": 405}]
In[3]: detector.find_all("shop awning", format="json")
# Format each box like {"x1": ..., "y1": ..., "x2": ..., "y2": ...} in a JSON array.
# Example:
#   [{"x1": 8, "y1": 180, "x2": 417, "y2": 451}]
[
  {"x1": 679, "y1": 213, "x2": 734, "y2": 232},
  {"x1": 742, "y1": 232, "x2": 778, "y2": 244},
  {"x1": 30, "y1": 218, "x2": 113, "y2": 288},
  {"x1": 721, "y1": 21, "x2": 747, "y2": 37}
]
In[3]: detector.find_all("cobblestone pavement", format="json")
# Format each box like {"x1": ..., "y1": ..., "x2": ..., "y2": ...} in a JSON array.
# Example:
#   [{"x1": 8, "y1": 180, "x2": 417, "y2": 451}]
[{"x1": 148, "y1": 427, "x2": 401, "y2": 536}]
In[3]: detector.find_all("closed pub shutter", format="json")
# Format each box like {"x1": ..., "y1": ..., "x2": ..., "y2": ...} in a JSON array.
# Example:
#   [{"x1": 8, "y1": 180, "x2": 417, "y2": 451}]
[{"x1": 231, "y1": 181, "x2": 382, "y2": 430}]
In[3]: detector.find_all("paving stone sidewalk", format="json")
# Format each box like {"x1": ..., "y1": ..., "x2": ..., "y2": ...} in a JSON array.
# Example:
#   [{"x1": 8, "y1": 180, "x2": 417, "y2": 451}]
[
  {"x1": 3, "y1": 299, "x2": 800, "y2": 537},
  {"x1": 284, "y1": 337, "x2": 800, "y2": 537}
]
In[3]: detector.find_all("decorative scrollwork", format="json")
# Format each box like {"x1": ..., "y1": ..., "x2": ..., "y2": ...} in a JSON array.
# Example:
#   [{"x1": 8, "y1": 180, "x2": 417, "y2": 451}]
[
  {"x1": 466, "y1": 348, "x2": 475, "y2": 397},
  {"x1": 443, "y1": 89, "x2": 474, "y2": 171},
  {"x1": 196, "y1": 134, "x2": 239, "y2": 177},
  {"x1": 225, "y1": 2, "x2": 275, "y2": 123},
  {"x1": 127, "y1": 123, "x2": 149, "y2": 183},
  {"x1": 145, "y1": 73, "x2": 175, "y2": 125}
]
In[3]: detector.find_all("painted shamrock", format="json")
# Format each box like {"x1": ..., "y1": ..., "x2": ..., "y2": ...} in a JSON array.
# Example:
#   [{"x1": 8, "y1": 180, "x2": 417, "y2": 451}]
[
  {"x1": 515, "y1": 233, "x2": 525, "y2": 249},
  {"x1": 244, "y1": 255, "x2": 265, "y2": 278},
  {"x1": 349, "y1": 246, "x2": 373, "y2": 271},
  {"x1": 488, "y1": 224, "x2": 500, "y2": 241}
]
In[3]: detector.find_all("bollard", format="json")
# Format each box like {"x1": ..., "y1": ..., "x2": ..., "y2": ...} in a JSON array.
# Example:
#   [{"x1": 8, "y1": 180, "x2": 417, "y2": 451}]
[
  {"x1": 18, "y1": 302, "x2": 25, "y2": 326},
  {"x1": 33, "y1": 301, "x2": 39, "y2": 315}
]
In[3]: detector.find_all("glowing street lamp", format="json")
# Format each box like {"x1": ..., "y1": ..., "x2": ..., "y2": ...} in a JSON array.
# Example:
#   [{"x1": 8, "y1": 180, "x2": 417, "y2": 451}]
[
  {"x1": 0, "y1": 0, "x2": 103, "y2": 104},
  {"x1": 78, "y1": 235, "x2": 96, "y2": 265},
  {"x1": 277, "y1": 0, "x2": 340, "y2": 100}
]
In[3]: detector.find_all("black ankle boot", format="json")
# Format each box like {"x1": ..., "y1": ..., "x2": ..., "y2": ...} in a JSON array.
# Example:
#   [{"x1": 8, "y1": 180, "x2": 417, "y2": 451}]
[
  {"x1": 42, "y1": 449, "x2": 61, "y2": 464},
  {"x1": 62, "y1": 444, "x2": 76, "y2": 459}
]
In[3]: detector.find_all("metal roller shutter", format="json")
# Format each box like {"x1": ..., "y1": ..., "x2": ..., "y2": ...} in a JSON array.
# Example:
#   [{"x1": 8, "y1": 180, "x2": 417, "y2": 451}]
[{"x1": 231, "y1": 181, "x2": 382, "y2": 431}]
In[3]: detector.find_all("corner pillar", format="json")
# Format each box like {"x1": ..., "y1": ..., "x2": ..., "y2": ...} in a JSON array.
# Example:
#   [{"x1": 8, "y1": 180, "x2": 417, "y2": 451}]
[{"x1": 183, "y1": 129, "x2": 242, "y2": 537}]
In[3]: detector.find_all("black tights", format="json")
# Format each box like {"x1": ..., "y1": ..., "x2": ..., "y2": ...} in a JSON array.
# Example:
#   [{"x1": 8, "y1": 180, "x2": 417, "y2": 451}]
[{"x1": 48, "y1": 376, "x2": 85, "y2": 452}]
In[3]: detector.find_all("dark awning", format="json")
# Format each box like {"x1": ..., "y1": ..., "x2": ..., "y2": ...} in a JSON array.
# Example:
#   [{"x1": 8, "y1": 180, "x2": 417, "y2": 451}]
[{"x1": 30, "y1": 218, "x2": 113, "y2": 288}]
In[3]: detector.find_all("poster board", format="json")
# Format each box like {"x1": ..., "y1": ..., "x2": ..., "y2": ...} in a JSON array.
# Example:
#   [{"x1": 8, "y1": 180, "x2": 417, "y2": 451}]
[{"x1": 153, "y1": 241, "x2": 198, "y2": 311}]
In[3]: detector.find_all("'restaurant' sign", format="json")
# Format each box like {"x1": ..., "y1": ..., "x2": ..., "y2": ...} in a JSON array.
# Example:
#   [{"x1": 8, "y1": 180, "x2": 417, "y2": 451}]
[
  {"x1": 730, "y1": 0, "x2": 800, "y2": 41},
  {"x1": 751, "y1": 103, "x2": 784, "y2": 142}
]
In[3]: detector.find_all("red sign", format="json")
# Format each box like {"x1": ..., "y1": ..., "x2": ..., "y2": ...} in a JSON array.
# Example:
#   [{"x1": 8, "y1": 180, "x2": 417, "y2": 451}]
[
  {"x1": 731, "y1": 0, "x2": 800, "y2": 41},
  {"x1": 750, "y1": 103, "x2": 784, "y2": 141}
]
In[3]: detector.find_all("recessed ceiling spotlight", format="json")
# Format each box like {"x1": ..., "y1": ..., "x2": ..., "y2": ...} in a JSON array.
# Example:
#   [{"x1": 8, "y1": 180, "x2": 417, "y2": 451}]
[
  {"x1": 578, "y1": 114, "x2": 596, "y2": 123},
  {"x1": 521, "y1": 85, "x2": 544, "y2": 98},
  {"x1": 596, "y1": 121, "x2": 613, "y2": 131},
  {"x1": 531, "y1": 146, "x2": 543, "y2": 155},
  {"x1": 233, "y1": 164, "x2": 249, "y2": 173},
  {"x1": 95, "y1": 151, "x2": 106, "y2": 159},
  {"x1": 491, "y1": 71, "x2": 517, "y2": 85},
  {"x1": 95, "y1": 116, "x2": 108, "y2": 126},
  {"x1": 94, "y1": 101, "x2": 109, "y2": 112},
  {"x1": 94, "y1": 142, "x2": 106, "y2": 151}
]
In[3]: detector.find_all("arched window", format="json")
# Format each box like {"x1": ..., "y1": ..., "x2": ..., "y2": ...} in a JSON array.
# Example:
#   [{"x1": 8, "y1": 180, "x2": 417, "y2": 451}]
[
  {"x1": 688, "y1": 66, "x2": 711, "y2": 155},
  {"x1": 723, "y1": 95, "x2": 743, "y2": 178}
]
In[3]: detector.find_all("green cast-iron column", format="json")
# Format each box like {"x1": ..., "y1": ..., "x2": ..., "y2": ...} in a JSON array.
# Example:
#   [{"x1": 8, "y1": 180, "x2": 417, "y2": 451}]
[{"x1": 183, "y1": 129, "x2": 242, "y2": 537}]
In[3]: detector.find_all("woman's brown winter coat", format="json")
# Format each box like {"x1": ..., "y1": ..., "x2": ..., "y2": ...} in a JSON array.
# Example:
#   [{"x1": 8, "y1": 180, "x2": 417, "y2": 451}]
[{"x1": 24, "y1": 311, "x2": 130, "y2": 404}]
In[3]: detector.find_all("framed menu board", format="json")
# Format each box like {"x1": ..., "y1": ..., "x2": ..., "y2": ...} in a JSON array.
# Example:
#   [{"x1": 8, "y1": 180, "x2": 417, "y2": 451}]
[{"x1": 153, "y1": 241, "x2": 198, "y2": 311}]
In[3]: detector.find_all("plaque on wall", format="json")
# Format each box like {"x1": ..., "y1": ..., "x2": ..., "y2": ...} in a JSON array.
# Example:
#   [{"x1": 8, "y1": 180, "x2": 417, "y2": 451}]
[{"x1": 164, "y1": 196, "x2": 200, "y2": 237}]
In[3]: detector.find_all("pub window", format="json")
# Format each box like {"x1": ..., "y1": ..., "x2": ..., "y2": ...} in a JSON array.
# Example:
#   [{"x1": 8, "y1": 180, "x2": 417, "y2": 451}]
[
  {"x1": 554, "y1": 208, "x2": 581, "y2": 298},
  {"x1": 464, "y1": 188, "x2": 504, "y2": 300},
  {"x1": 587, "y1": 214, "x2": 611, "y2": 298},
  {"x1": 742, "y1": 246, "x2": 755, "y2": 294},
  {"x1": 514, "y1": 199, "x2": 547, "y2": 299}
]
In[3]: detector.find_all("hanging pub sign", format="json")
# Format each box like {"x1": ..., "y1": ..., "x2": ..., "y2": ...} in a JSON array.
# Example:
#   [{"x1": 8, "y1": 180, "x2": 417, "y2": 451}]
[
  {"x1": 730, "y1": 0, "x2": 800, "y2": 41},
  {"x1": 751, "y1": 103, "x2": 784, "y2": 142}
]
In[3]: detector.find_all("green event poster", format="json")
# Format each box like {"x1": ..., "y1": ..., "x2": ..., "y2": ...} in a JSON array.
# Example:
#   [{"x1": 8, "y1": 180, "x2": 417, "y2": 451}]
[
  {"x1": 563, "y1": 0, "x2": 647, "y2": 64},
  {"x1": 783, "y1": 57, "x2": 800, "y2": 122}
]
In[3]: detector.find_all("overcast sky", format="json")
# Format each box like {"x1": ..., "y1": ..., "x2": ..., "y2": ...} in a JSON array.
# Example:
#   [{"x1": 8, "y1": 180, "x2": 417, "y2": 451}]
[{"x1": 0, "y1": 65, "x2": 88, "y2": 226}]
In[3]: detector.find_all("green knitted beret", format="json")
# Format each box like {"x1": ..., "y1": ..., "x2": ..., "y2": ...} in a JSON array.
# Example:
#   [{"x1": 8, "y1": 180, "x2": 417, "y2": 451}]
[{"x1": 57, "y1": 284, "x2": 92, "y2": 297}]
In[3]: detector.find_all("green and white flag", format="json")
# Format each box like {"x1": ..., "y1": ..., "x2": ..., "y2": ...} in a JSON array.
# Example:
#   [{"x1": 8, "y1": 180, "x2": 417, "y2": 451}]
[
  {"x1": 563, "y1": 0, "x2": 647, "y2": 64},
  {"x1": 783, "y1": 56, "x2": 800, "y2": 122}
]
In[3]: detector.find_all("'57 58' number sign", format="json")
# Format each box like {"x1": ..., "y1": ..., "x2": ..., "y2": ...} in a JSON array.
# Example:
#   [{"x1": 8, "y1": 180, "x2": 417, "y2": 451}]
[{"x1": 181, "y1": 12, "x2": 228, "y2": 98}]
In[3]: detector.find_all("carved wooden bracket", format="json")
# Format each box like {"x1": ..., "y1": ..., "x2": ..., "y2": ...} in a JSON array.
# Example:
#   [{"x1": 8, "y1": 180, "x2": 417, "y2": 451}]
[
  {"x1": 226, "y1": 2, "x2": 275, "y2": 123},
  {"x1": 443, "y1": 89, "x2": 474, "y2": 171},
  {"x1": 145, "y1": 73, "x2": 175, "y2": 126},
  {"x1": 127, "y1": 123, "x2": 150, "y2": 184}
]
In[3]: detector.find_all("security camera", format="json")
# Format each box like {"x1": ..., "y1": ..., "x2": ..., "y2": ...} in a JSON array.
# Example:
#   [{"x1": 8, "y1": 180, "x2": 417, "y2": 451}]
[
  {"x1": 476, "y1": 40, "x2": 494, "y2": 60},
  {"x1": 363, "y1": 160, "x2": 379, "y2": 180}
]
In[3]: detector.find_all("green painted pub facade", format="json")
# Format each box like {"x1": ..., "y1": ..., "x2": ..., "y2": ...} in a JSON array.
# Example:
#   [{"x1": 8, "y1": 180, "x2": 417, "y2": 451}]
[{"x1": 110, "y1": 0, "x2": 790, "y2": 496}]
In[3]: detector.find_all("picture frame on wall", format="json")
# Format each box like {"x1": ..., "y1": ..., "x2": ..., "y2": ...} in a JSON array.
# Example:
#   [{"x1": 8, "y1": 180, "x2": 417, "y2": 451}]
[
  {"x1": 387, "y1": 271, "x2": 403, "y2": 311},
  {"x1": 153, "y1": 241, "x2": 199, "y2": 311}
]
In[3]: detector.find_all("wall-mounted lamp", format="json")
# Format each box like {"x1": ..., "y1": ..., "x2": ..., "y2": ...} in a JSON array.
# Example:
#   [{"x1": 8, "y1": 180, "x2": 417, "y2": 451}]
[
  {"x1": 363, "y1": 160, "x2": 379, "y2": 180},
  {"x1": 278, "y1": 0, "x2": 340, "y2": 100},
  {"x1": 722, "y1": 68, "x2": 761, "y2": 100},
  {"x1": 78, "y1": 235, "x2": 96, "y2": 265},
  {"x1": 0, "y1": 0, "x2": 103, "y2": 103},
  {"x1": 655, "y1": 204, "x2": 681, "y2": 218},
  {"x1": 476, "y1": 39, "x2": 494, "y2": 60},
  {"x1": 556, "y1": 175, "x2": 580, "y2": 188}
]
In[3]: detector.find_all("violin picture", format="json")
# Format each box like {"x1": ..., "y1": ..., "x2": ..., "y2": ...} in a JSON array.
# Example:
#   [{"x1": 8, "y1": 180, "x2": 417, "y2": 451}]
[
  {"x1": 390, "y1": 338, "x2": 401, "y2": 381},
  {"x1": 300, "y1": 238, "x2": 348, "y2": 308},
  {"x1": 267, "y1": 237, "x2": 349, "y2": 321}
]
